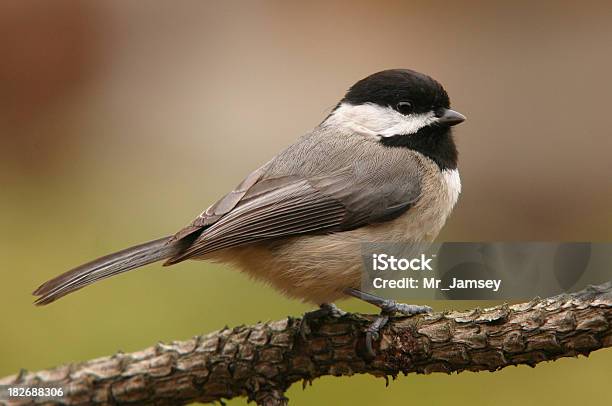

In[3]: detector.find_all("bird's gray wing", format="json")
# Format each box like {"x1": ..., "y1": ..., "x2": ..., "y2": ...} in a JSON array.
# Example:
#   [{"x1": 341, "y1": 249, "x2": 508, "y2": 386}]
[{"x1": 165, "y1": 158, "x2": 422, "y2": 264}]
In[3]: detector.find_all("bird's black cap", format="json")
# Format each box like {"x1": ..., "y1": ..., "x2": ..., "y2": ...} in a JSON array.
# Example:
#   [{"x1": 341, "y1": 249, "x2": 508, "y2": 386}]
[{"x1": 342, "y1": 69, "x2": 451, "y2": 114}]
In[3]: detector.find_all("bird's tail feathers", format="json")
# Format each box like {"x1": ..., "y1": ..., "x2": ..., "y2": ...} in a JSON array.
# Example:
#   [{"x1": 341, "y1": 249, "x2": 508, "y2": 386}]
[{"x1": 33, "y1": 236, "x2": 189, "y2": 305}]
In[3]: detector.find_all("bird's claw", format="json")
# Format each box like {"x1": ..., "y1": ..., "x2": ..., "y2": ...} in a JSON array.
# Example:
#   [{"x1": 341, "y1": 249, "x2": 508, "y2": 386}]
[
  {"x1": 364, "y1": 301, "x2": 432, "y2": 358},
  {"x1": 384, "y1": 302, "x2": 432, "y2": 315},
  {"x1": 299, "y1": 303, "x2": 346, "y2": 341}
]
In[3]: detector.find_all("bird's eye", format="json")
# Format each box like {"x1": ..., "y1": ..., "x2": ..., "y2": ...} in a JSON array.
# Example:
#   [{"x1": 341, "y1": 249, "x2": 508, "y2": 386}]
[{"x1": 396, "y1": 101, "x2": 413, "y2": 115}]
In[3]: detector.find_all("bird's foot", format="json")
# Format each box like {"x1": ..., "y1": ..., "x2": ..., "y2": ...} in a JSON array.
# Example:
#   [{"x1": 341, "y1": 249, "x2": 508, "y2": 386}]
[
  {"x1": 364, "y1": 300, "x2": 432, "y2": 357},
  {"x1": 344, "y1": 288, "x2": 432, "y2": 357},
  {"x1": 299, "y1": 303, "x2": 347, "y2": 340}
]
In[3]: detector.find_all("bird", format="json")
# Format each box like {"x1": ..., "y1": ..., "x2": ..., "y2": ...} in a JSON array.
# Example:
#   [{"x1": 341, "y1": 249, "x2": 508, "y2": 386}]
[{"x1": 33, "y1": 68, "x2": 465, "y2": 355}]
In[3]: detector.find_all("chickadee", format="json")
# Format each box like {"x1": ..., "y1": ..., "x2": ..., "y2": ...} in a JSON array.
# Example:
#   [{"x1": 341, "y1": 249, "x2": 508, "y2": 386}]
[{"x1": 34, "y1": 69, "x2": 465, "y2": 354}]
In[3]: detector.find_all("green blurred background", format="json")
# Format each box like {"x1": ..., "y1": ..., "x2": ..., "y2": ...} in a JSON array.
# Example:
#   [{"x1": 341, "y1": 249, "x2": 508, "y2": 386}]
[{"x1": 1, "y1": 1, "x2": 611, "y2": 404}]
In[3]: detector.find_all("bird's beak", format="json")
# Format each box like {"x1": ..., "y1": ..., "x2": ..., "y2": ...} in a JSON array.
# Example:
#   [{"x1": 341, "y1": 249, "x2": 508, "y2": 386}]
[{"x1": 437, "y1": 109, "x2": 466, "y2": 126}]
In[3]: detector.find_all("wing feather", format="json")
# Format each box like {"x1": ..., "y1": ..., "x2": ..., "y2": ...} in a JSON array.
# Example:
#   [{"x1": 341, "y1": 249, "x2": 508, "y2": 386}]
[{"x1": 165, "y1": 178, "x2": 347, "y2": 263}]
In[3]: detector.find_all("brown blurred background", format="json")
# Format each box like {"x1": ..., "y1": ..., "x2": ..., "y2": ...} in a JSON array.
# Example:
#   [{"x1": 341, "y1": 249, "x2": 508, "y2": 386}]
[{"x1": 1, "y1": 1, "x2": 611, "y2": 405}]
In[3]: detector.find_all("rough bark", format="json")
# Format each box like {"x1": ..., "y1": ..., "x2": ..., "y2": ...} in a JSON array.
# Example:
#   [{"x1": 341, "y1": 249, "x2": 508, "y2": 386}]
[{"x1": 2, "y1": 282, "x2": 611, "y2": 405}]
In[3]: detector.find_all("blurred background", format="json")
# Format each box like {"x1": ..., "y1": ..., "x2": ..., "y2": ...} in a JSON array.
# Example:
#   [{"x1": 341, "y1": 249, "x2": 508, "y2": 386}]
[{"x1": 1, "y1": 1, "x2": 611, "y2": 404}]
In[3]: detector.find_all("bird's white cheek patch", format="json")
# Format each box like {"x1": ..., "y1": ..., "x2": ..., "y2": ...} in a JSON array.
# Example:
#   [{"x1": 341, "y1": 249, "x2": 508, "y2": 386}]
[{"x1": 324, "y1": 102, "x2": 437, "y2": 137}]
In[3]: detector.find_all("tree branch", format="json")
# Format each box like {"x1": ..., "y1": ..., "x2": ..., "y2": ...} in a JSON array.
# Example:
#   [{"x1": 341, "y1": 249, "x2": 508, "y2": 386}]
[{"x1": 2, "y1": 282, "x2": 611, "y2": 405}]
